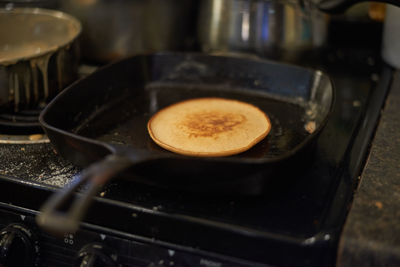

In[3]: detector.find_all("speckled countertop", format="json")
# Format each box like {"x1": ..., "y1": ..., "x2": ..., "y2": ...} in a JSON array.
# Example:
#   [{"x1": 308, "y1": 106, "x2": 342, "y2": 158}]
[{"x1": 338, "y1": 70, "x2": 400, "y2": 266}]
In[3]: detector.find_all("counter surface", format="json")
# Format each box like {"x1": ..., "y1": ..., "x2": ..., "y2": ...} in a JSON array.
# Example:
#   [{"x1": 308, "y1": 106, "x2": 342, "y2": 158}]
[{"x1": 338, "y1": 70, "x2": 400, "y2": 266}]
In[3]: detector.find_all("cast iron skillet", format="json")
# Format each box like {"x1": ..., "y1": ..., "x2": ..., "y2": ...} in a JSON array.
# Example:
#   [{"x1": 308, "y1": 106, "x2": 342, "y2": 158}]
[{"x1": 36, "y1": 53, "x2": 334, "y2": 234}]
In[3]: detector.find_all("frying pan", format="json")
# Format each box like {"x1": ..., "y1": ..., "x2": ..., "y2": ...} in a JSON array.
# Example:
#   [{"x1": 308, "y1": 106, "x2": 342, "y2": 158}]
[{"x1": 36, "y1": 53, "x2": 334, "y2": 234}]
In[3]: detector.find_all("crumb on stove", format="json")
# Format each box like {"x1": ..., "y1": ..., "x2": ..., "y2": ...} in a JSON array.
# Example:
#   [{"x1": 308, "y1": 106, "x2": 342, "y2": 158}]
[
  {"x1": 100, "y1": 191, "x2": 106, "y2": 197},
  {"x1": 29, "y1": 134, "x2": 43, "y2": 141},
  {"x1": 374, "y1": 201, "x2": 383, "y2": 209},
  {"x1": 20, "y1": 147, "x2": 25, "y2": 151},
  {"x1": 353, "y1": 100, "x2": 361, "y2": 107},
  {"x1": 305, "y1": 121, "x2": 316, "y2": 134}
]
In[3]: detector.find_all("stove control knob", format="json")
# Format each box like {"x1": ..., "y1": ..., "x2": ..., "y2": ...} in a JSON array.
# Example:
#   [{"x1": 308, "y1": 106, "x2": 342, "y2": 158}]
[
  {"x1": 0, "y1": 224, "x2": 39, "y2": 267},
  {"x1": 76, "y1": 243, "x2": 118, "y2": 267}
]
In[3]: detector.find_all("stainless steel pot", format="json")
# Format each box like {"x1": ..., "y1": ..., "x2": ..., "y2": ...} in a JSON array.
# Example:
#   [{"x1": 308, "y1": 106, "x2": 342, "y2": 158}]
[
  {"x1": 0, "y1": 8, "x2": 81, "y2": 111},
  {"x1": 0, "y1": 0, "x2": 60, "y2": 9},
  {"x1": 59, "y1": 0, "x2": 195, "y2": 63},
  {"x1": 382, "y1": 5, "x2": 400, "y2": 68},
  {"x1": 197, "y1": 0, "x2": 328, "y2": 62}
]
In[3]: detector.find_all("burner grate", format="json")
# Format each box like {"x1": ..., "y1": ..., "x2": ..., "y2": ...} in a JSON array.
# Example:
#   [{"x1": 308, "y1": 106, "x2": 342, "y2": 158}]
[{"x1": 0, "y1": 109, "x2": 43, "y2": 135}]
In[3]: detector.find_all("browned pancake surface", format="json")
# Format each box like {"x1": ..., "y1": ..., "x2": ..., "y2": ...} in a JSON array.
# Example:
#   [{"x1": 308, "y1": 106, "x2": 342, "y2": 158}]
[{"x1": 147, "y1": 98, "x2": 271, "y2": 157}]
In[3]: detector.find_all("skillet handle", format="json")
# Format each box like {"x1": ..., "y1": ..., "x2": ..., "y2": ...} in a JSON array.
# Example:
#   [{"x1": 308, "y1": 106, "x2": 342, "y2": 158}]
[{"x1": 36, "y1": 154, "x2": 132, "y2": 235}]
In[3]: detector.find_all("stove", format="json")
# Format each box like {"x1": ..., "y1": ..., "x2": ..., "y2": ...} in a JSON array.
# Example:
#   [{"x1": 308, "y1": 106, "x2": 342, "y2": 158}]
[{"x1": 0, "y1": 45, "x2": 392, "y2": 266}]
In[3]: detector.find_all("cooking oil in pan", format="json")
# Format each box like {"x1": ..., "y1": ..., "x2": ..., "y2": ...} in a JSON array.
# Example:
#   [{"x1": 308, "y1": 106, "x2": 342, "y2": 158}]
[{"x1": 76, "y1": 83, "x2": 317, "y2": 159}]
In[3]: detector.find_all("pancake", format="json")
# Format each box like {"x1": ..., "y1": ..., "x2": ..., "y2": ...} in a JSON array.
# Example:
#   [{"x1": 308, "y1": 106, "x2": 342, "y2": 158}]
[{"x1": 147, "y1": 97, "x2": 271, "y2": 157}]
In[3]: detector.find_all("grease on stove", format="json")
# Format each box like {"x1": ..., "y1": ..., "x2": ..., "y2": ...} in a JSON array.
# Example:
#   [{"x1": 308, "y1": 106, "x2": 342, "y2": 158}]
[
  {"x1": 353, "y1": 100, "x2": 361, "y2": 107},
  {"x1": 0, "y1": 143, "x2": 80, "y2": 187},
  {"x1": 0, "y1": 134, "x2": 49, "y2": 144},
  {"x1": 28, "y1": 134, "x2": 44, "y2": 141},
  {"x1": 305, "y1": 121, "x2": 316, "y2": 134}
]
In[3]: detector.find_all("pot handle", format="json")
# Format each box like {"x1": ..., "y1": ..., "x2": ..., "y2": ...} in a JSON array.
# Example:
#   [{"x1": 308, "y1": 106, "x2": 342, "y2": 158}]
[
  {"x1": 36, "y1": 154, "x2": 132, "y2": 235},
  {"x1": 318, "y1": 0, "x2": 400, "y2": 13}
]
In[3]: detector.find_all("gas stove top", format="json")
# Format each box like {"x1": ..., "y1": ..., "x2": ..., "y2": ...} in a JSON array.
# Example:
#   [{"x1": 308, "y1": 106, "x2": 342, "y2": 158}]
[{"x1": 0, "y1": 47, "x2": 392, "y2": 267}]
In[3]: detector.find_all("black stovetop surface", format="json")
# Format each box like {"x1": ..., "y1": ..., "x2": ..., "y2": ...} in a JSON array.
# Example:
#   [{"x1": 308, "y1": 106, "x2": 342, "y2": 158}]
[{"x1": 0, "y1": 47, "x2": 392, "y2": 266}]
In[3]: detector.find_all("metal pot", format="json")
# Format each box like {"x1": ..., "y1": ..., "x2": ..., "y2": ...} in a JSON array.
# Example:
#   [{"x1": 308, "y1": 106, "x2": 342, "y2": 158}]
[
  {"x1": 382, "y1": 5, "x2": 400, "y2": 68},
  {"x1": 59, "y1": 0, "x2": 195, "y2": 63},
  {"x1": 0, "y1": 0, "x2": 60, "y2": 9},
  {"x1": 317, "y1": 0, "x2": 400, "y2": 69},
  {"x1": 197, "y1": 0, "x2": 328, "y2": 62},
  {"x1": 0, "y1": 8, "x2": 81, "y2": 112}
]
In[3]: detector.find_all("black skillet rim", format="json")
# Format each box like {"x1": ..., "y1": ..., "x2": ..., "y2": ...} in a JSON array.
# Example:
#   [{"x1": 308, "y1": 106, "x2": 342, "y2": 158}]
[{"x1": 39, "y1": 52, "x2": 335, "y2": 166}]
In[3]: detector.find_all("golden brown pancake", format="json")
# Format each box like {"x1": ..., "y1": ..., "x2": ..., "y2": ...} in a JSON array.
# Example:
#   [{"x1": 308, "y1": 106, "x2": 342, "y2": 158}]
[{"x1": 147, "y1": 97, "x2": 271, "y2": 157}]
